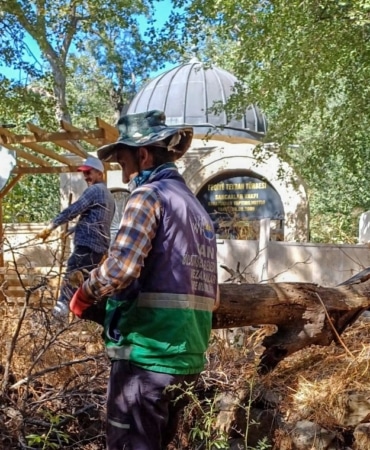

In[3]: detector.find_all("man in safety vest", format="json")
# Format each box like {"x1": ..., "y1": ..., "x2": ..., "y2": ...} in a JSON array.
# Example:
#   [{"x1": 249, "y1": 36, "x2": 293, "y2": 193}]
[{"x1": 69, "y1": 110, "x2": 218, "y2": 450}]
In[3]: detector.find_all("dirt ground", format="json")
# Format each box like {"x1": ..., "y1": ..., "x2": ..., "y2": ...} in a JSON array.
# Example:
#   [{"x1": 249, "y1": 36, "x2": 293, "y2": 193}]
[{"x1": 1, "y1": 296, "x2": 370, "y2": 449}]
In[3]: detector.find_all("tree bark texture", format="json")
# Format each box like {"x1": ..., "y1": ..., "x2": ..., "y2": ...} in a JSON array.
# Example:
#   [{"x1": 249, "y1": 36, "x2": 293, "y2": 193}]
[{"x1": 213, "y1": 270, "x2": 370, "y2": 373}]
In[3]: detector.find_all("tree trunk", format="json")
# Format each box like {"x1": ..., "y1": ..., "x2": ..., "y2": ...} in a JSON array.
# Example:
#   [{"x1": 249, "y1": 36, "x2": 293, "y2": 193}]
[{"x1": 213, "y1": 270, "x2": 370, "y2": 373}]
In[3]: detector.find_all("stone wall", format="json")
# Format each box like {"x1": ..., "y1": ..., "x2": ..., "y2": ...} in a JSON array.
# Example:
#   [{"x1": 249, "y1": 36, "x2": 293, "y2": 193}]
[
  {"x1": 2, "y1": 223, "x2": 70, "y2": 268},
  {"x1": 3, "y1": 223, "x2": 370, "y2": 286},
  {"x1": 217, "y1": 239, "x2": 370, "y2": 286}
]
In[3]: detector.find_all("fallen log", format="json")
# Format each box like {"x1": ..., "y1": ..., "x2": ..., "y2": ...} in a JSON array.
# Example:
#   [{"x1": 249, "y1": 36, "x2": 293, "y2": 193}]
[{"x1": 213, "y1": 269, "x2": 370, "y2": 374}]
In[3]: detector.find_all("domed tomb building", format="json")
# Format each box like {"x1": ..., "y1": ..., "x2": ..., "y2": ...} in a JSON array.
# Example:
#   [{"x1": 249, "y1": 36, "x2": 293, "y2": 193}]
[{"x1": 113, "y1": 59, "x2": 308, "y2": 242}]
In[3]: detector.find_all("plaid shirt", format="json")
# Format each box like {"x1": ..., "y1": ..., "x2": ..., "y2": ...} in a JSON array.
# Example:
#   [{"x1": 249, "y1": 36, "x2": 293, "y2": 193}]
[
  {"x1": 52, "y1": 182, "x2": 115, "y2": 254},
  {"x1": 85, "y1": 185, "x2": 161, "y2": 298}
]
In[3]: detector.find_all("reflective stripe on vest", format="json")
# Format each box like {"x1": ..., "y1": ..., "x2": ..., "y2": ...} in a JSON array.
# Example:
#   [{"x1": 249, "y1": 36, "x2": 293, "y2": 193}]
[
  {"x1": 137, "y1": 292, "x2": 214, "y2": 312},
  {"x1": 107, "y1": 418, "x2": 130, "y2": 429},
  {"x1": 107, "y1": 345, "x2": 133, "y2": 360}
]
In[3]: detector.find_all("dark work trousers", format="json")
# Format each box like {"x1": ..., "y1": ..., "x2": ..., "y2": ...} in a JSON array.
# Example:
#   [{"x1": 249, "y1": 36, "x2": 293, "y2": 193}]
[
  {"x1": 58, "y1": 245, "x2": 104, "y2": 306},
  {"x1": 106, "y1": 360, "x2": 199, "y2": 450}
]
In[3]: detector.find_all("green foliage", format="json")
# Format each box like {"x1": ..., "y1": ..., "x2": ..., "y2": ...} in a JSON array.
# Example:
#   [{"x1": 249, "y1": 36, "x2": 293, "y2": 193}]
[
  {"x1": 187, "y1": 394, "x2": 228, "y2": 448},
  {"x1": 0, "y1": 77, "x2": 57, "y2": 130},
  {"x1": 286, "y1": 122, "x2": 370, "y2": 243},
  {"x1": 0, "y1": 1, "x2": 182, "y2": 225},
  {"x1": 170, "y1": 382, "x2": 229, "y2": 449},
  {"x1": 244, "y1": 371, "x2": 272, "y2": 450},
  {"x1": 167, "y1": 0, "x2": 370, "y2": 242},
  {"x1": 300, "y1": 161, "x2": 369, "y2": 244},
  {"x1": 0, "y1": 1, "x2": 177, "y2": 223},
  {"x1": 248, "y1": 438, "x2": 272, "y2": 450},
  {"x1": 0, "y1": 0, "x2": 176, "y2": 123},
  {"x1": 3, "y1": 174, "x2": 59, "y2": 223},
  {"x1": 26, "y1": 410, "x2": 72, "y2": 449},
  {"x1": 66, "y1": 55, "x2": 118, "y2": 127}
]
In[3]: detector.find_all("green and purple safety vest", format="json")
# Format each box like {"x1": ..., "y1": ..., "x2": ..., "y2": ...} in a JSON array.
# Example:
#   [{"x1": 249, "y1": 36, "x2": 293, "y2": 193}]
[{"x1": 104, "y1": 170, "x2": 218, "y2": 375}]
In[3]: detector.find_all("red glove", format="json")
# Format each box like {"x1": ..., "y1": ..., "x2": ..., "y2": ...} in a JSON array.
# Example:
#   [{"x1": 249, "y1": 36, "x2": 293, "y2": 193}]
[{"x1": 70, "y1": 287, "x2": 94, "y2": 318}]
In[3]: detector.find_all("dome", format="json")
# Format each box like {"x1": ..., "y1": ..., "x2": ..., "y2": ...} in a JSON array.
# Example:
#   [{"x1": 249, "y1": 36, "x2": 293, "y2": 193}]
[{"x1": 127, "y1": 59, "x2": 267, "y2": 142}]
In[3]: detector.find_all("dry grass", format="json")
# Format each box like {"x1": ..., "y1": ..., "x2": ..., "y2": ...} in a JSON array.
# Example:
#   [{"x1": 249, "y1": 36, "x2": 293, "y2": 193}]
[
  {"x1": 180, "y1": 320, "x2": 370, "y2": 448},
  {"x1": 2, "y1": 292, "x2": 370, "y2": 448},
  {"x1": 274, "y1": 320, "x2": 370, "y2": 434},
  {"x1": 0, "y1": 301, "x2": 109, "y2": 449}
]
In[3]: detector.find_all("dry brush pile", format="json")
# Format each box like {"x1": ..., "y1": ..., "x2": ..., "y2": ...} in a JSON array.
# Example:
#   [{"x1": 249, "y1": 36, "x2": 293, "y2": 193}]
[
  {"x1": 0, "y1": 300, "x2": 109, "y2": 449},
  {"x1": 1, "y1": 254, "x2": 370, "y2": 448}
]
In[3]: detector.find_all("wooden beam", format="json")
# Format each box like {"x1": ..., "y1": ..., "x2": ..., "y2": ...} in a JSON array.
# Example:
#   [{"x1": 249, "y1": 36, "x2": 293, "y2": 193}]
[
  {"x1": 0, "y1": 140, "x2": 51, "y2": 167},
  {"x1": 13, "y1": 163, "x2": 117, "y2": 174},
  {"x1": 0, "y1": 128, "x2": 105, "y2": 145},
  {"x1": 0, "y1": 174, "x2": 23, "y2": 198},
  {"x1": 96, "y1": 117, "x2": 119, "y2": 142},
  {"x1": 27, "y1": 123, "x2": 88, "y2": 159},
  {"x1": 13, "y1": 166, "x2": 83, "y2": 175},
  {"x1": 0, "y1": 128, "x2": 49, "y2": 166},
  {"x1": 21, "y1": 140, "x2": 77, "y2": 167},
  {"x1": 14, "y1": 159, "x2": 31, "y2": 168},
  {"x1": 60, "y1": 120, "x2": 106, "y2": 146},
  {"x1": 54, "y1": 141, "x2": 88, "y2": 158},
  {"x1": 15, "y1": 147, "x2": 51, "y2": 166},
  {"x1": 0, "y1": 126, "x2": 15, "y2": 139}
]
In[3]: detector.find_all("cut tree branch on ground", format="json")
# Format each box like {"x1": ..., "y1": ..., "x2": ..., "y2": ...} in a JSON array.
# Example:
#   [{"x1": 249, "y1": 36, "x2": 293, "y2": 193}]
[{"x1": 213, "y1": 267, "x2": 370, "y2": 374}]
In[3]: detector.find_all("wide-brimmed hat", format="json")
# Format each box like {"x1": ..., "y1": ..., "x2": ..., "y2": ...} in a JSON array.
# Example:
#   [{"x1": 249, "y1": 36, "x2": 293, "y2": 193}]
[
  {"x1": 78, "y1": 155, "x2": 104, "y2": 173},
  {"x1": 97, "y1": 110, "x2": 193, "y2": 163}
]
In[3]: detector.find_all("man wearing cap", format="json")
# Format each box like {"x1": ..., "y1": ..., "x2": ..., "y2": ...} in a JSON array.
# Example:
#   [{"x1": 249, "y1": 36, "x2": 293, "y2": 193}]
[
  {"x1": 37, "y1": 155, "x2": 115, "y2": 321},
  {"x1": 68, "y1": 110, "x2": 218, "y2": 450}
]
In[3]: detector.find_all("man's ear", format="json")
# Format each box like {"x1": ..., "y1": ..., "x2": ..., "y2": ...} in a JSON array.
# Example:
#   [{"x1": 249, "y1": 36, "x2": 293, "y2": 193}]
[
  {"x1": 138, "y1": 147, "x2": 153, "y2": 167},
  {"x1": 138, "y1": 147, "x2": 148, "y2": 161}
]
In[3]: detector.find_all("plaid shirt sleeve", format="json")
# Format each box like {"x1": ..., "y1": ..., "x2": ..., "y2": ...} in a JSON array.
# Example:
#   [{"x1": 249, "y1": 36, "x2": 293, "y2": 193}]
[
  {"x1": 85, "y1": 185, "x2": 161, "y2": 298},
  {"x1": 52, "y1": 186, "x2": 96, "y2": 227}
]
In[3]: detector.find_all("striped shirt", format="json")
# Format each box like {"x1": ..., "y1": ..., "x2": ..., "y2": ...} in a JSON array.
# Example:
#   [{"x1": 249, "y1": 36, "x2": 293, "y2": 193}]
[{"x1": 85, "y1": 186, "x2": 161, "y2": 298}]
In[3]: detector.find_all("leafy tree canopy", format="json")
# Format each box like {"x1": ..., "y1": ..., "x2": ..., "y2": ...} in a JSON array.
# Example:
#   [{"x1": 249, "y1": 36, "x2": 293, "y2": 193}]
[
  {"x1": 0, "y1": 0, "x2": 178, "y2": 223},
  {"x1": 0, "y1": 0, "x2": 173, "y2": 124},
  {"x1": 164, "y1": 0, "x2": 370, "y2": 242},
  {"x1": 169, "y1": 0, "x2": 370, "y2": 160}
]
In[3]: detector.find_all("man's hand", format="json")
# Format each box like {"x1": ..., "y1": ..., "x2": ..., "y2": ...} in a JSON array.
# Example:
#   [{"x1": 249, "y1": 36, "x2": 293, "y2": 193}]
[
  {"x1": 70, "y1": 287, "x2": 94, "y2": 318},
  {"x1": 36, "y1": 225, "x2": 54, "y2": 242}
]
